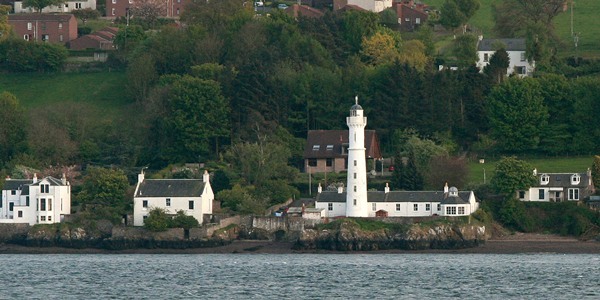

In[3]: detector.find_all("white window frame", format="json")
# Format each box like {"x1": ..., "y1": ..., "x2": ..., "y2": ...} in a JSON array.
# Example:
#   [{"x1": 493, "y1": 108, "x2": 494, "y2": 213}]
[
  {"x1": 328, "y1": 203, "x2": 333, "y2": 211},
  {"x1": 568, "y1": 188, "x2": 579, "y2": 200},
  {"x1": 413, "y1": 204, "x2": 418, "y2": 211},
  {"x1": 395, "y1": 204, "x2": 400, "y2": 211},
  {"x1": 372, "y1": 203, "x2": 376, "y2": 211}
]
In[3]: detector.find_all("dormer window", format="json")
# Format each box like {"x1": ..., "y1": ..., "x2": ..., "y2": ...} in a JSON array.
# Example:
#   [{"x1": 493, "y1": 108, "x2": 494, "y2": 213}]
[
  {"x1": 312, "y1": 145, "x2": 320, "y2": 151},
  {"x1": 540, "y1": 174, "x2": 549, "y2": 185},
  {"x1": 326, "y1": 145, "x2": 334, "y2": 151},
  {"x1": 571, "y1": 174, "x2": 581, "y2": 185}
]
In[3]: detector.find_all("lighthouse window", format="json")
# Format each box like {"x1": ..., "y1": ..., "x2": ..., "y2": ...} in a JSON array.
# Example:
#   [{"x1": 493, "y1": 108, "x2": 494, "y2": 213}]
[
  {"x1": 353, "y1": 173, "x2": 356, "y2": 179},
  {"x1": 353, "y1": 199, "x2": 356, "y2": 206},
  {"x1": 353, "y1": 186, "x2": 356, "y2": 192},
  {"x1": 353, "y1": 160, "x2": 357, "y2": 166}
]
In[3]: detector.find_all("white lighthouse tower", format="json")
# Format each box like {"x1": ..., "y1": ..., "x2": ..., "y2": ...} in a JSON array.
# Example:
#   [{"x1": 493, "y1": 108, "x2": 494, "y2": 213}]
[{"x1": 346, "y1": 96, "x2": 369, "y2": 217}]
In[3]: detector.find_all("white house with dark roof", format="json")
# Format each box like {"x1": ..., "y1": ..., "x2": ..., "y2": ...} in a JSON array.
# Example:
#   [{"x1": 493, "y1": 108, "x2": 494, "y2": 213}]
[
  {"x1": 13, "y1": 0, "x2": 97, "y2": 13},
  {"x1": 133, "y1": 170, "x2": 214, "y2": 226},
  {"x1": 476, "y1": 37, "x2": 535, "y2": 77},
  {"x1": 314, "y1": 100, "x2": 479, "y2": 218},
  {"x1": 0, "y1": 173, "x2": 71, "y2": 225},
  {"x1": 518, "y1": 169, "x2": 595, "y2": 202},
  {"x1": 315, "y1": 183, "x2": 479, "y2": 218}
]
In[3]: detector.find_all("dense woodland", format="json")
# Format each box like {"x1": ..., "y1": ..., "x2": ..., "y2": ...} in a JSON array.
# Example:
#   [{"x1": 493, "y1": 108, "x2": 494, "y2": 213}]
[{"x1": 1, "y1": 0, "x2": 600, "y2": 221}]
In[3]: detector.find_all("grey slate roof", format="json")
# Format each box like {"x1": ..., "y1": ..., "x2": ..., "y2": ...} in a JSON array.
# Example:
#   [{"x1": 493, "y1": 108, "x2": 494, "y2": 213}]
[
  {"x1": 537, "y1": 173, "x2": 590, "y2": 188},
  {"x1": 304, "y1": 130, "x2": 382, "y2": 159},
  {"x1": 316, "y1": 190, "x2": 472, "y2": 204},
  {"x1": 2, "y1": 179, "x2": 31, "y2": 191},
  {"x1": 477, "y1": 38, "x2": 526, "y2": 51},
  {"x1": 2, "y1": 176, "x2": 64, "y2": 193},
  {"x1": 136, "y1": 179, "x2": 206, "y2": 197}
]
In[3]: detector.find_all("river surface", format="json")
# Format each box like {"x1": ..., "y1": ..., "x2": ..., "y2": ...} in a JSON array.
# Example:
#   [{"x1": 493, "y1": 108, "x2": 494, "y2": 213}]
[{"x1": 0, "y1": 254, "x2": 597, "y2": 299}]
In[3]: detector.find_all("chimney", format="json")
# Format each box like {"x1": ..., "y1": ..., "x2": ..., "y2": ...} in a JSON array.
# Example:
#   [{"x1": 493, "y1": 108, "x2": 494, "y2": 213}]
[
  {"x1": 61, "y1": 173, "x2": 67, "y2": 185},
  {"x1": 337, "y1": 185, "x2": 343, "y2": 194},
  {"x1": 138, "y1": 169, "x2": 145, "y2": 183},
  {"x1": 384, "y1": 182, "x2": 390, "y2": 193},
  {"x1": 533, "y1": 168, "x2": 537, "y2": 176},
  {"x1": 203, "y1": 170, "x2": 210, "y2": 183},
  {"x1": 33, "y1": 173, "x2": 38, "y2": 182},
  {"x1": 318, "y1": 182, "x2": 322, "y2": 193},
  {"x1": 443, "y1": 182, "x2": 448, "y2": 193}
]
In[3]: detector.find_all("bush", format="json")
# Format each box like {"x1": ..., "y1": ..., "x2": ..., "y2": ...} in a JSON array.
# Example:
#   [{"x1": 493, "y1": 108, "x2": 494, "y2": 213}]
[
  {"x1": 0, "y1": 39, "x2": 67, "y2": 72},
  {"x1": 144, "y1": 207, "x2": 170, "y2": 232}
]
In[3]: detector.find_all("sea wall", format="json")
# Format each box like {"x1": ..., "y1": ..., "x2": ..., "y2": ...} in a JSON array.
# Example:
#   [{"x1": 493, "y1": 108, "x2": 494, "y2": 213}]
[{"x1": 294, "y1": 221, "x2": 488, "y2": 251}]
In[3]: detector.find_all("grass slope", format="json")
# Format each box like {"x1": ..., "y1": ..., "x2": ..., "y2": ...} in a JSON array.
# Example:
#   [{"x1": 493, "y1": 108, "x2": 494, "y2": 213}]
[
  {"x1": 0, "y1": 71, "x2": 130, "y2": 115},
  {"x1": 468, "y1": 156, "x2": 593, "y2": 185}
]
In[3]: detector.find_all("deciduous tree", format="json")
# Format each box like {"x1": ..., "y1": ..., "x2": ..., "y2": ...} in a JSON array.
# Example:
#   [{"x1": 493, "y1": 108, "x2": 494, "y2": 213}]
[
  {"x1": 490, "y1": 156, "x2": 536, "y2": 197},
  {"x1": 0, "y1": 92, "x2": 27, "y2": 167},
  {"x1": 22, "y1": 0, "x2": 66, "y2": 13},
  {"x1": 0, "y1": 5, "x2": 11, "y2": 41},
  {"x1": 439, "y1": 0, "x2": 480, "y2": 32},
  {"x1": 72, "y1": 8, "x2": 101, "y2": 24},
  {"x1": 78, "y1": 167, "x2": 130, "y2": 223}
]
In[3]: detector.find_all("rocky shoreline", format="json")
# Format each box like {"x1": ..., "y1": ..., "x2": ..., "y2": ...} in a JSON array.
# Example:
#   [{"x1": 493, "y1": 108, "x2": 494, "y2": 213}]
[{"x1": 1, "y1": 233, "x2": 599, "y2": 254}]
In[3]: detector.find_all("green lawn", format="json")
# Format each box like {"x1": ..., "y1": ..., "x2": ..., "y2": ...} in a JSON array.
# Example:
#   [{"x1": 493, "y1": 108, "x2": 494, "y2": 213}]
[
  {"x1": 468, "y1": 156, "x2": 594, "y2": 185},
  {"x1": 0, "y1": 71, "x2": 130, "y2": 115}
]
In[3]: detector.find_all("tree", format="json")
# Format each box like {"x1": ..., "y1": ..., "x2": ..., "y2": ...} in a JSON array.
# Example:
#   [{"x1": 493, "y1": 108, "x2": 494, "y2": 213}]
[
  {"x1": 439, "y1": 0, "x2": 480, "y2": 32},
  {"x1": 113, "y1": 25, "x2": 146, "y2": 53},
  {"x1": 486, "y1": 77, "x2": 548, "y2": 153},
  {"x1": 127, "y1": 53, "x2": 158, "y2": 103},
  {"x1": 0, "y1": 92, "x2": 27, "y2": 167},
  {"x1": 360, "y1": 29, "x2": 401, "y2": 66},
  {"x1": 490, "y1": 156, "x2": 536, "y2": 197},
  {"x1": 72, "y1": 8, "x2": 101, "y2": 24},
  {"x1": 217, "y1": 184, "x2": 267, "y2": 215},
  {"x1": 492, "y1": 0, "x2": 564, "y2": 38},
  {"x1": 483, "y1": 48, "x2": 510, "y2": 84},
  {"x1": 391, "y1": 154, "x2": 423, "y2": 191},
  {"x1": 78, "y1": 167, "x2": 130, "y2": 223},
  {"x1": 171, "y1": 210, "x2": 199, "y2": 229},
  {"x1": 452, "y1": 34, "x2": 478, "y2": 68},
  {"x1": 151, "y1": 75, "x2": 230, "y2": 163},
  {"x1": 398, "y1": 40, "x2": 429, "y2": 72},
  {"x1": 592, "y1": 156, "x2": 600, "y2": 192},
  {"x1": 22, "y1": 0, "x2": 66, "y2": 13},
  {"x1": 0, "y1": 5, "x2": 11, "y2": 41},
  {"x1": 144, "y1": 207, "x2": 170, "y2": 231},
  {"x1": 130, "y1": 0, "x2": 166, "y2": 29},
  {"x1": 425, "y1": 155, "x2": 468, "y2": 189},
  {"x1": 181, "y1": 0, "x2": 253, "y2": 35}
]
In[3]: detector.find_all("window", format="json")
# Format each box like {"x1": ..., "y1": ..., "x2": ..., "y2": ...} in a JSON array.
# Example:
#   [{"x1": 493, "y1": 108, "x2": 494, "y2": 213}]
[
  {"x1": 353, "y1": 186, "x2": 356, "y2": 192},
  {"x1": 308, "y1": 159, "x2": 317, "y2": 167},
  {"x1": 75, "y1": 2, "x2": 82, "y2": 8},
  {"x1": 326, "y1": 145, "x2": 334, "y2": 151},
  {"x1": 42, "y1": 34, "x2": 49, "y2": 42},
  {"x1": 437, "y1": 204, "x2": 441, "y2": 211},
  {"x1": 458, "y1": 207, "x2": 465, "y2": 215},
  {"x1": 142, "y1": 200, "x2": 148, "y2": 208},
  {"x1": 48, "y1": 199, "x2": 52, "y2": 211},
  {"x1": 26, "y1": 196, "x2": 29, "y2": 207},
  {"x1": 112, "y1": 8, "x2": 116, "y2": 15},
  {"x1": 353, "y1": 173, "x2": 357, "y2": 179},
  {"x1": 519, "y1": 191, "x2": 525, "y2": 199},
  {"x1": 41, "y1": 216, "x2": 46, "y2": 221},
  {"x1": 59, "y1": 35, "x2": 63, "y2": 42},
  {"x1": 326, "y1": 158, "x2": 333, "y2": 167},
  {"x1": 568, "y1": 188, "x2": 579, "y2": 200},
  {"x1": 176, "y1": 8, "x2": 180, "y2": 14},
  {"x1": 18, "y1": 211, "x2": 23, "y2": 218},
  {"x1": 189, "y1": 200, "x2": 194, "y2": 209},
  {"x1": 413, "y1": 204, "x2": 418, "y2": 211},
  {"x1": 9, "y1": 203, "x2": 14, "y2": 212},
  {"x1": 514, "y1": 66, "x2": 526, "y2": 74},
  {"x1": 328, "y1": 203, "x2": 333, "y2": 211},
  {"x1": 372, "y1": 203, "x2": 376, "y2": 211},
  {"x1": 24, "y1": 34, "x2": 29, "y2": 41},
  {"x1": 48, "y1": 216, "x2": 51, "y2": 221},
  {"x1": 11, "y1": 190, "x2": 16, "y2": 195},
  {"x1": 58, "y1": 23, "x2": 63, "y2": 29},
  {"x1": 353, "y1": 160, "x2": 357, "y2": 166},
  {"x1": 143, "y1": 215, "x2": 148, "y2": 220},
  {"x1": 353, "y1": 199, "x2": 356, "y2": 206},
  {"x1": 40, "y1": 199, "x2": 46, "y2": 211},
  {"x1": 446, "y1": 207, "x2": 456, "y2": 215},
  {"x1": 541, "y1": 174, "x2": 549, "y2": 184},
  {"x1": 538, "y1": 189, "x2": 545, "y2": 200},
  {"x1": 405, "y1": 17, "x2": 410, "y2": 22},
  {"x1": 27, "y1": 22, "x2": 32, "y2": 30},
  {"x1": 166, "y1": 198, "x2": 171, "y2": 206},
  {"x1": 396, "y1": 204, "x2": 400, "y2": 211},
  {"x1": 483, "y1": 53, "x2": 489, "y2": 62},
  {"x1": 41, "y1": 184, "x2": 49, "y2": 193},
  {"x1": 312, "y1": 145, "x2": 320, "y2": 151},
  {"x1": 415, "y1": 18, "x2": 421, "y2": 24},
  {"x1": 520, "y1": 52, "x2": 526, "y2": 61},
  {"x1": 425, "y1": 204, "x2": 430, "y2": 211},
  {"x1": 112, "y1": 0, "x2": 116, "y2": 3}
]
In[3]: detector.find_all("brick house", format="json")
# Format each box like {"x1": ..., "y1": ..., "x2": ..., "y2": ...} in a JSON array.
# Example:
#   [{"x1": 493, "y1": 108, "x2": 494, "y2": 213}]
[
  {"x1": 105, "y1": 0, "x2": 190, "y2": 18},
  {"x1": 8, "y1": 14, "x2": 77, "y2": 45},
  {"x1": 303, "y1": 130, "x2": 382, "y2": 173},
  {"x1": 284, "y1": 4, "x2": 325, "y2": 19},
  {"x1": 392, "y1": 0, "x2": 428, "y2": 31},
  {"x1": 70, "y1": 27, "x2": 118, "y2": 50}
]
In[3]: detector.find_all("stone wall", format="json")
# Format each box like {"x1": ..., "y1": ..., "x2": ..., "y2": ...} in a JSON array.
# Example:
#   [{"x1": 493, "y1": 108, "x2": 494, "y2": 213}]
[{"x1": 0, "y1": 223, "x2": 29, "y2": 242}]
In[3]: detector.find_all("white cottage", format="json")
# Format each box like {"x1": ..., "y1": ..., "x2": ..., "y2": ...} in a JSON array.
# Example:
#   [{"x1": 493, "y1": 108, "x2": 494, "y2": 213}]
[
  {"x1": 476, "y1": 38, "x2": 535, "y2": 77},
  {"x1": 13, "y1": 0, "x2": 97, "y2": 13},
  {"x1": 0, "y1": 173, "x2": 71, "y2": 225},
  {"x1": 132, "y1": 170, "x2": 214, "y2": 226},
  {"x1": 518, "y1": 169, "x2": 594, "y2": 202}
]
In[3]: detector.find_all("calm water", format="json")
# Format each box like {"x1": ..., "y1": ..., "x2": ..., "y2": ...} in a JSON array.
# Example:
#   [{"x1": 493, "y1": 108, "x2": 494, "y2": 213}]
[{"x1": 0, "y1": 254, "x2": 598, "y2": 299}]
